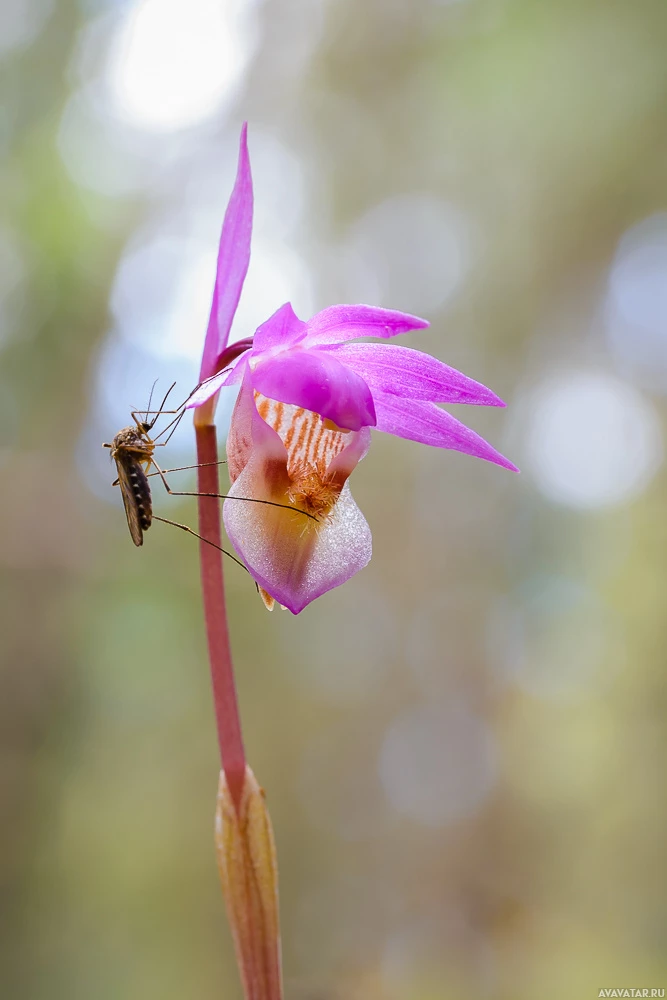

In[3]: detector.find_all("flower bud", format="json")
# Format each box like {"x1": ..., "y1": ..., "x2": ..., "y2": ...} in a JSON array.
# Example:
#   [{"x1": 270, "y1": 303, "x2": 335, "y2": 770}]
[{"x1": 215, "y1": 765, "x2": 282, "y2": 1000}]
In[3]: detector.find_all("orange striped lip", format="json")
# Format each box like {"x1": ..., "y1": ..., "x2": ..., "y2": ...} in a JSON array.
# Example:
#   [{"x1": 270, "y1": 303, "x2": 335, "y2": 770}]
[{"x1": 255, "y1": 394, "x2": 350, "y2": 480}]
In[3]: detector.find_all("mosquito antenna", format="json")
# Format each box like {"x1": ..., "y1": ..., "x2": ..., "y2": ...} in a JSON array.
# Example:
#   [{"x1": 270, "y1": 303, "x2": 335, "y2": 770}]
[
  {"x1": 144, "y1": 378, "x2": 159, "y2": 425},
  {"x1": 146, "y1": 382, "x2": 177, "y2": 431}
]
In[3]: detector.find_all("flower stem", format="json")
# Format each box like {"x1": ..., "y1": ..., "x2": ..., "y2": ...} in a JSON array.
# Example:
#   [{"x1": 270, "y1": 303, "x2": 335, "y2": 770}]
[{"x1": 195, "y1": 419, "x2": 246, "y2": 809}]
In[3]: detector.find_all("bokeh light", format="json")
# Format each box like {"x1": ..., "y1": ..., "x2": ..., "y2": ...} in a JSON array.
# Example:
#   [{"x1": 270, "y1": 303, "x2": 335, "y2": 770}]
[
  {"x1": 57, "y1": 88, "x2": 153, "y2": 198},
  {"x1": 489, "y1": 575, "x2": 625, "y2": 702},
  {"x1": 0, "y1": 0, "x2": 53, "y2": 58},
  {"x1": 0, "y1": 226, "x2": 25, "y2": 348},
  {"x1": 111, "y1": 234, "x2": 216, "y2": 363},
  {"x1": 107, "y1": 0, "x2": 256, "y2": 132},
  {"x1": 378, "y1": 704, "x2": 496, "y2": 826},
  {"x1": 524, "y1": 370, "x2": 663, "y2": 509},
  {"x1": 342, "y1": 193, "x2": 471, "y2": 312},
  {"x1": 607, "y1": 213, "x2": 667, "y2": 391}
]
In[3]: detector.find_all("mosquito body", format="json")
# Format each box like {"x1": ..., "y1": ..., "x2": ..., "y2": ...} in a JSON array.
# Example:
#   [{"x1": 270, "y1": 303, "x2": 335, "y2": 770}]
[
  {"x1": 104, "y1": 382, "x2": 180, "y2": 547},
  {"x1": 103, "y1": 381, "x2": 316, "y2": 559},
  {"x1": 107, "y1": 422, "x2": 157, "y2": 546}
]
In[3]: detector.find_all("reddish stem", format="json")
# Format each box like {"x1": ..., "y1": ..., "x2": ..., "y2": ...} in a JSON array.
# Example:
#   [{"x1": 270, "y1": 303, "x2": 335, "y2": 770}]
[{"x1": 195, "y1": 421, "x2": 246, "y2": 808}]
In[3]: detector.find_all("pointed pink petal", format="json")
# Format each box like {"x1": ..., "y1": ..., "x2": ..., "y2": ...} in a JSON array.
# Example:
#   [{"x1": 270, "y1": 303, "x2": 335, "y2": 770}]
[
  {"x1": 199, "y1": 124, "x2": 253, "y2": 381},
  {"x1": 252, "y1": 350, "x2": 376, "y2": 431},
  {"x1": 304, "y1": 304, "x2": 429, "y2": 347},
  {"x1": 322, "y1": 343, "x2": 506, "y2": 407},
  {"x1": 253, "y1": 302, "x2": 306, "y2": 353},
  {"x1": 373, "y1": 392, "x2": 519, "y2": 471}
]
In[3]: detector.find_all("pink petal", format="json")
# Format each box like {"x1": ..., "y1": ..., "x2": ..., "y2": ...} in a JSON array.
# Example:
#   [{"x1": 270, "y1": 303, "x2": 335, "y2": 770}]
[
  {"x1": 373, "y1": 392, "x2": 519, "y2": 471},
  {"x1": 224, "y1": 476, "x2": 372, "y2": 615},
  {"x1": 252, "y1": 349, "x2": 376, "y2": 431},
  {"x1": 224, "y1": 384, "x2": 373, "y2": 612},
  {"x1": 304, "y1": 304, "x2": 429, "y2": 347},
  {"x1": 186, "y1": 353, "x2": 248, "y2": 409},
  {"x1": 322, "y1": 343, "x2": 505, "y2": 407},
  {"x1": 327, "y1": 425, "x2": 372, "y2": 479},
  {"x1": 253, "y1": 302, "x2": 306, "y2": 353},
  {"x1": 255, "y1": 394, "x2": 371, "y2": 491},
  {"x1": 199, "y1": 123, "x2": 253, "y2": 381},
  {"x1": 225, "y1": 363, "x2": 260, "y2": 481}
]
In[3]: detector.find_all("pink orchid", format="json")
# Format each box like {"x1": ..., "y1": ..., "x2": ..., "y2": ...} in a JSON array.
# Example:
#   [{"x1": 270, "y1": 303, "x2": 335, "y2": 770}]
[{"x1": 187, "y1": 124, "x2": 516, "y2": 614}]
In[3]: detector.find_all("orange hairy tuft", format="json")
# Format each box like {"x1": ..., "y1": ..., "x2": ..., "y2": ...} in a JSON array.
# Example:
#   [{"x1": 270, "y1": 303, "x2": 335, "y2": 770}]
[{"x1": 287, "y1": 461, "x2": 341, "y2": 518}]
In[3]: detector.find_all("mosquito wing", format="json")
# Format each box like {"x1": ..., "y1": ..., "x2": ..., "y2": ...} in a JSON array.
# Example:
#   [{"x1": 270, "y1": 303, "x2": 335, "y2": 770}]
[{"x1": 114, "y1": 454, "x2": 152, "y2": 546}]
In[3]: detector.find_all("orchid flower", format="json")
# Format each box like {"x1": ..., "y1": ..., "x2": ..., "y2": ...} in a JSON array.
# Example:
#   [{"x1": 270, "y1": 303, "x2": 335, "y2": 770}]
[
  {"x1": 188, "y1": 127, "x2": 516, "y2": 615},
  {"x1": 189, "y1": 124, "x2": 515, "y2": 1000}
]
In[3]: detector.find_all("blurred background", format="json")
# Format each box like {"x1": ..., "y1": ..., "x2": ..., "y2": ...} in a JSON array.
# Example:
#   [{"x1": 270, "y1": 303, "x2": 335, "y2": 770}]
[{"x1": 2, "y1": 0, "x2": 667, "y2": 997}]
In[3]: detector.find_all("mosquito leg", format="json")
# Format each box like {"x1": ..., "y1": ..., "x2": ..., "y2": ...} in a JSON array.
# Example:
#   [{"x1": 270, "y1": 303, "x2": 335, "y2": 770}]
[
  {"x1": 152, "y1": 406, "x2": 185, "y2": 445},
  {"x1": 132, "y1": 407, "x2": 182, "y2": 418},
  {"x1": 152, "y1": 515, "x2": 247, "y2": 570},
  {"x1": 188, "y1": 364, "x2": 240, "y2": 398},
  {"x1": 131, "y1": 367, "x2": 239, "y2": 443},
  {"x1": 150, "y1": 458, "x2": 318, "y2": 522},
  {"x1": 131, "y1": 367, "x2": 236, "y2": 432},
  {"x1": 144, "y1": 460, "x2": 227, "y2": 477},
  {"x1": 129, "y1": 402, "x2": 184, "y2": 446},
  {"x1": 131, "y1": 405, "x2": 181, "y2": 427}
]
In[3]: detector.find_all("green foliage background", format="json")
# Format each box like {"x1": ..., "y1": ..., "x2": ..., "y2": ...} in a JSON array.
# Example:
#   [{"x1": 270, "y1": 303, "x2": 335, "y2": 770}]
[{"x1": 1, "y1": 0, "x2": 667, "y2": 997}]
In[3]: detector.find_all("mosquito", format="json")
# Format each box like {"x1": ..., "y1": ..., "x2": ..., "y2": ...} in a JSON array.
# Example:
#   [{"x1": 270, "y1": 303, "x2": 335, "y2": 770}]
[{"x1": 103, "y1": 382, "x2": 315, "y2": 564}]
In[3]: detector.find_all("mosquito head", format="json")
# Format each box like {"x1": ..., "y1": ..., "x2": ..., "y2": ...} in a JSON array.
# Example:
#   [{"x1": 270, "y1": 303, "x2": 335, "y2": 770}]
[{"x1": 109, "y1": 425, "x2": 155, "y2": 459}]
